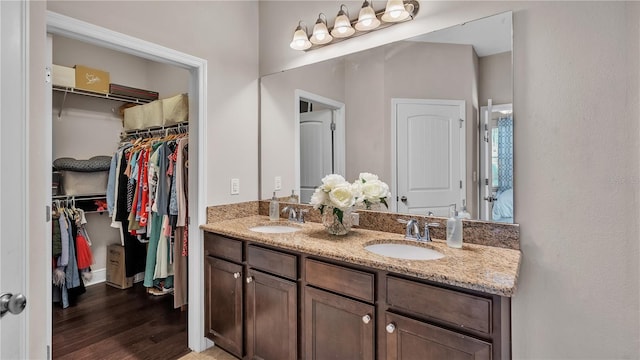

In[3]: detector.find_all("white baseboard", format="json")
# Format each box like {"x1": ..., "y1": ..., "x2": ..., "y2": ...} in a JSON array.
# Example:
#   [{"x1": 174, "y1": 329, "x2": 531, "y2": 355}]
[
  {"x1": 85, "y1": 268, "x2": 144, "y2": 286},
  {"x1": 85, "y1": 268, "x2": 106, "y2": 286}
]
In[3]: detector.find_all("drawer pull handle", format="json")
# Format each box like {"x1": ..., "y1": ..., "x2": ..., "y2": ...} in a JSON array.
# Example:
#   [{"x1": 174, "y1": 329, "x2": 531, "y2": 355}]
[
  {"x1": 362, "y1": 314, "x2": 371, "y2": 324},
  {"x1": 386, "y1": 323, "x2": 396, "y2": 334},
  {"x1": 233, "y1": 272, "x2": 241, "y2": 279},
  {"x1": 246, "y1": 276, "x2": 254, "y2": 283}
]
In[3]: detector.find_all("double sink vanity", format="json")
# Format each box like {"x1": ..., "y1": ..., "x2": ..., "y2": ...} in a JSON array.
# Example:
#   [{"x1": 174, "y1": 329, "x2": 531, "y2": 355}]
[{"x1": 200, "y1": 202, "x2": 521, "y2": 360}]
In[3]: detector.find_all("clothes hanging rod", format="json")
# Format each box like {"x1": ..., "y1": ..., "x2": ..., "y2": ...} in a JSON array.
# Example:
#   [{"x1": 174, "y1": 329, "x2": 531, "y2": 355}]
[{"x1": 121, "y1": 123, "x2": 189, "y2": 139}]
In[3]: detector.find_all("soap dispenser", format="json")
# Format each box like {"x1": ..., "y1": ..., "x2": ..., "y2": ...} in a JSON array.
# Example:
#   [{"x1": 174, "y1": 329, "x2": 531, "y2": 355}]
[
  {"x1": 288, "y1": 190, "x2": 298, "y2": 204},
  {"x1": 458, "y1": 199, "x2": 472, "y2": 219},
  {"x1": 269, "y1": 191, "x2": 280, "y2": 221},
  {"x1": 446, "y1": 204, "x2": 463, "y2": 248}
]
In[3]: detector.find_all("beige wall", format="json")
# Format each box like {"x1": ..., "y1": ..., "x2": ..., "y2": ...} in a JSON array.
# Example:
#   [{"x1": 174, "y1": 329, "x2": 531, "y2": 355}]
[
  {"x1": 479, "y1": 51, "x2": 512, "y2": 107},
  {"x1": 260, "y1": 1, "x2": 640, "y2": 359},
  {"x1": 260, "y1": 57, "x2": 345, "y2": 198},
  {"x1": 47, "y1": 0, "x2": 260, "y2": 206}
]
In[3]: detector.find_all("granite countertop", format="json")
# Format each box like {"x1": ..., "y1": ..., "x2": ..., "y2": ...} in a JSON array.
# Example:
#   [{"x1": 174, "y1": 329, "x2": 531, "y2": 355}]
[{"x1": 201, "y1": 215, "x2": 521, "y2": 297}]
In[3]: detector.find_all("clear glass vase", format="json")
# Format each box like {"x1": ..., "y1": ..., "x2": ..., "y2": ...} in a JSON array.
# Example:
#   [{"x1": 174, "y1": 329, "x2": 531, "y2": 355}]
[{"x1": 322, "y1": 206, "x2": 353, "y2": 236}]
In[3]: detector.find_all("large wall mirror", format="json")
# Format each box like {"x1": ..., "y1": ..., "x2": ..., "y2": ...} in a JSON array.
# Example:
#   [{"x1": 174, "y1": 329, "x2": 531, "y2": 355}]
[{"x1": 261, "y1": 11, "x2": 514, "y2": 223}]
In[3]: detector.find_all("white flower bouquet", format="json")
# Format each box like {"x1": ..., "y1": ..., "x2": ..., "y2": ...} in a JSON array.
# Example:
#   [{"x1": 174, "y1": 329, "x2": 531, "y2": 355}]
[{"x1": 310, "y1": 173, "x2": 391, "y2": 228}]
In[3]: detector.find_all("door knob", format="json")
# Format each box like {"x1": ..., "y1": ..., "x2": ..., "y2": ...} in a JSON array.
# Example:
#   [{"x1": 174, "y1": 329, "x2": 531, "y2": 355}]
[
  {"x1": 362, "y1": 314, "x2": 371, "y2": 324},
  {"x1": 400, "y1": 196, "x2": 407, "y2": 202},
  {"x1": 246, "y1": 276, "x2": 254, "y2": 283},
  {"x1": 386, "y1": 323, "x2": 396, "y2": 333},
  {"x1": 0, "y1": 293, "x2": 27, "y2": 317},
  {"x1": 233, "y1": 272, "x2": 241, "y2": 279}
]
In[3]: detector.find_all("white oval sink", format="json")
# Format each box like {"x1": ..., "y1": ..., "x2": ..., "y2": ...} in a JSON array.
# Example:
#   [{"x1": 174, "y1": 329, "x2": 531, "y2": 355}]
[
  {"x1": 249, "y1": 225, "x2": 301, "y2": 234},
  {"x1": 364, "y1": 243, "x2": 444, "y2": 260}
]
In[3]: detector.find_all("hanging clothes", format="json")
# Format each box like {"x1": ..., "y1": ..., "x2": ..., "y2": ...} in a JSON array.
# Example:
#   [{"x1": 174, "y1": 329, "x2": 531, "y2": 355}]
[{"x1": 107, "y1": 130, "x2": 189, "y2": 302}]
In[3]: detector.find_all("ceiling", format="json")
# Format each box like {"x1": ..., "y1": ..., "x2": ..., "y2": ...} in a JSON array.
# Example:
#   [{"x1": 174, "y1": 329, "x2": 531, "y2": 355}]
[{"x1": 407, "y1": 11, "x2": 512, "y2": 57}]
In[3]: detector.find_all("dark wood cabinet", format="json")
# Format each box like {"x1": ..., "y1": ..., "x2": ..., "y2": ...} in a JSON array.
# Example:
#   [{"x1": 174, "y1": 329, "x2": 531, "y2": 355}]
[
  {"x1": 385, "y1": 312, "x2": 492, "y2": 360},
  {"x1": 304, "y1": 286, "x2": 375, "y2": 360},
  {"x1": 203, "y1": 231, "x2": 511, "y2": 360},
  {"x1": 246, "y1": 268, "x2": 297, "y2": 360},
  {"x1": 204, "y1": 256, "x2": 243, "y2": 358}
]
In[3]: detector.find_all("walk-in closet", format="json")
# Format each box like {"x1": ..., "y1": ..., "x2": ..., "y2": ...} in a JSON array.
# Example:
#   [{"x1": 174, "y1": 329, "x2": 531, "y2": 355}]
[{"x1": 50, "y1": 33, "x2": 192, "y2": 359}]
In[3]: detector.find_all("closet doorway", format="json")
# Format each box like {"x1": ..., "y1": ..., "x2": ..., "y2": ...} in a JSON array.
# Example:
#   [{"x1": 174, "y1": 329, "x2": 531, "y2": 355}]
[{"x1": 45, "y1": 11, "x2": 208, "y2": 356}]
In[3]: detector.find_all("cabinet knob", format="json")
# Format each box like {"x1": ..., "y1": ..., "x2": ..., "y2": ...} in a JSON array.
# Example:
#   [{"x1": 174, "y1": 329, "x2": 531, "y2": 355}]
[
  {"x1": 233, "y1": 272, "x2": 241, "y2": 279},
  {"x1": 386, "y1": 323, "x2": 396, "y2": 334},
  {"x1": 246, "y1": 276, "x2": 254, "y2": 283},
  {"x1": 362, "y1": 314, "x2": 371, "y2": 324}
]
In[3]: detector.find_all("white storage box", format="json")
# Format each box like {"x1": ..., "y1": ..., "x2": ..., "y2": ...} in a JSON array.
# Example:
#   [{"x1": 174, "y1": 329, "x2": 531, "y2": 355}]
[
  {"x1": 60, "y1": 170, "x2": 108, "y2": 196},
  {"x1": 162, "y1": 93, "x2": 189, "y2": 126},
  {"x1": 52, "y1": 65, "x2": 75, "y2": 88},
  {"x1": 123, "y1": 100, "x2": 163, "y2": 130},
  {"x1": 123, "y1": 93, "x2": 189, "y2": 131}
]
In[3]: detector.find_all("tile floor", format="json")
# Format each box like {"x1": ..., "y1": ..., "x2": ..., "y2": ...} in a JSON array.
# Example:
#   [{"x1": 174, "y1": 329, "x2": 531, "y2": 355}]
[{"x1": 178, "y1": 346, "x2": 238, "y2": 360}]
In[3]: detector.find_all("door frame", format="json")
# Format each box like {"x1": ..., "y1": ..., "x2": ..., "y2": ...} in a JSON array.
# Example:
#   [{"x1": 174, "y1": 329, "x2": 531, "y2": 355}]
[
  {"x1": 45, "y1": 11, "x2": 209, "y2": 353},
  {"x1": 294, "y1": 89, "x2": 345, "y2": 198},
  {"x1": 390, "y1": 98, "x2": 466, "y2": 213},
  {"x1": 479, "y1": 102, "x2": 512, "y2": 221}
]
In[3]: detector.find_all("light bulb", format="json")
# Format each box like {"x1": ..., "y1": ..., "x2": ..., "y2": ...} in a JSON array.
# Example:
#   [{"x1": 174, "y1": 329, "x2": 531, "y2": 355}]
[
  {"x1": 338, "y1": 27, "x2": 347, "y2": 34},
  {"x1": 362, "y1": 18, "x2": 372, "y2": 26},
  {"x1": 390, "y1": 10, "x2": 401, "y2": 18},
  {"x1": 316, "y1": 33, "x2": 325, "y2": 41}
]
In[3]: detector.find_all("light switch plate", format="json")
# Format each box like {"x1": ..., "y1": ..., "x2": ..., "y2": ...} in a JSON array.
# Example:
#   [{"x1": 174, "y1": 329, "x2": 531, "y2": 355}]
[
  {"x1": 275, "y1": 176, "x2": 282, "y2": 191},
  {"x1": 231, "y1": 178, "x2": 240, "y2": 195}
]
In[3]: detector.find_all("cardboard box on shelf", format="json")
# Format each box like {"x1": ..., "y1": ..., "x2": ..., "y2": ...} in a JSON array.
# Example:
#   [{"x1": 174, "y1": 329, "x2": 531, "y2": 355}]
[
  {"x1": 74, "y1": 65, "x2": 110, "y2": 93},
  {"x1": 52, "y1": 65, "x2": 75, "y2": 88},
  {"x1": 106, "y1": 244, "x2": 133, "y2": 289}
]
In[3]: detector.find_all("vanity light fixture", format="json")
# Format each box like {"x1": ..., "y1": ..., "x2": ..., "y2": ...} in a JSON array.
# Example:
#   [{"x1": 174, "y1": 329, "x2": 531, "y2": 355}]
[
  {"x1": 381, "y1": 0, "x2": 413, "y2": 22},
  {"x1": 289, "y1": 0, "x2": 419, "y2": 51},
  {"x1": 310, "y1": 13, "x2": 333, "y2": 45},
  {"x1": 289, "y1": 21, "x2": 312, "y2": 50},
  {"x1": 331, "y1": 5, "x2": 356, "y2": 38},
  {"x1": 355, "y1": 0, "x2": 381, "y2": 31}
]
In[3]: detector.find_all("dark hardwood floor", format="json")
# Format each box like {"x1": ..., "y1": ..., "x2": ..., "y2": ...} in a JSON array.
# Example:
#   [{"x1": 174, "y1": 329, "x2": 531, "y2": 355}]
[{"x1": 53, "y1": 282, "x2": 189, "y2": 360}]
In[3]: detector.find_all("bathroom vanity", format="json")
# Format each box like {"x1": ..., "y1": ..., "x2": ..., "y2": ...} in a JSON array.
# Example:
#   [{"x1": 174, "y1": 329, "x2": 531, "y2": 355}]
[{"x1": 201, "y1": 214, "x2": 520, "y2": 360}]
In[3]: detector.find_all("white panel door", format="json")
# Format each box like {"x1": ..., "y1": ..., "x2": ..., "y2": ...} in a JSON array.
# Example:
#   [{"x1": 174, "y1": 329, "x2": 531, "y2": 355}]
[
  {"x1": 300, "y1": 110, "x2": 333, "y2": 204},
  {"x1": 396, "y1": 100, "x2": 465, "y2": 216},
  {"x1": 0, "y1": 1, "x2": 28, "y2": 358}
]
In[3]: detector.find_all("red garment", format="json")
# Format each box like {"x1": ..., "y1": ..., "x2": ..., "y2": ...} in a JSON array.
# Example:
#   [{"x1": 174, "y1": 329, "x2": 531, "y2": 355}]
[
  {"x1": 139, "y1": 149, "x2": 150, "y2": 227},
  {"x1": 75, "y1": 233, "x2": 93, "y2": 269}
]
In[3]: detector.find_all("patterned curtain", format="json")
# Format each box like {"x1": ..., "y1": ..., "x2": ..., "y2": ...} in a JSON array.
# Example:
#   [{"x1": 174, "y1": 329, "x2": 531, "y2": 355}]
[{"x1": 497, "y1": 115, "x2": 513, "y2": 192}]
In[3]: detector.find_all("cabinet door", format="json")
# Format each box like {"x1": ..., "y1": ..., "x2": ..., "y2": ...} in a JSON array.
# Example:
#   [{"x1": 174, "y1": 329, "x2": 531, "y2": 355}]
[
  {"x1": 385, "y1": 312, "x2": 492, "y2": 360},
  {"x1": 205, "y1": 256, "x2": 243, "y2": 358},
  {"x1": 246, "y1": 269, "x2": 297, "y2": 360},
  {"x1": 304, "y1": 286, "x2": 375, "y2": 360}
]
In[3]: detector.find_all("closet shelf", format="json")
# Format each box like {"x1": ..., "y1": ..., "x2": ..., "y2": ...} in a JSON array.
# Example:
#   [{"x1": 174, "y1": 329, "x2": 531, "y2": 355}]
[
  {"x1": 53, "y1": 85, "x2": 155, "y2": 105},
  {"x1": 53, "y1": 85, "x2": 154, "y2": 120}
]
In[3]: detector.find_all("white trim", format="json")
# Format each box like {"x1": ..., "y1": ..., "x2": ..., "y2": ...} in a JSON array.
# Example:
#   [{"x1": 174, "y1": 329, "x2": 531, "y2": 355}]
[
  {"x1": 45, "y1": 11, "x2": 208, "y2": 353},
  {"x1": 390, "y1": 98, "x2": 466, "y2": 213},
  {"x1": 293, "y1": 89, "x2": 346, "y2": 195},
  {"x1": 84, "y1": 268, "x2": 106, "y2": 287}
]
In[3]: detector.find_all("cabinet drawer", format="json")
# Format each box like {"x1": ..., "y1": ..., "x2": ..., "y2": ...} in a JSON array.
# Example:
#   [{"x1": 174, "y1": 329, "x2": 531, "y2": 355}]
[
  {"x1": 247, "y1": 245, "x2": 297, "y2": 280},
  {"x1": 204, "y1": 232, "x2": 242, "y2": 262},
  {"x1": 385, "y1": 312, "x2": 492, "y2": 360},
  {"x1": 387, "y1": 276, "x2": 492, "y2": 334},
  {"x1": 305, "y1": 259, "x2": 374, "y2": 303}
]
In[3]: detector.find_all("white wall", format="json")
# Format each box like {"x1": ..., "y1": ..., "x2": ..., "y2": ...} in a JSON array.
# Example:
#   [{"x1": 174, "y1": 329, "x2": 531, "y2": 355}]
[
  {"x1": 260, "y1": 1, "x2": 640, "y2": 359},
  {"x1": 47, "y1": 0, "x2": 260, "y2": 206}
]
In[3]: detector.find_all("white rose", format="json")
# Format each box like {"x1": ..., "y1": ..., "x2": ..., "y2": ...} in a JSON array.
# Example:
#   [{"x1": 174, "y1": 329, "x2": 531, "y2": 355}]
[
  {"x1": 310, "y1": 188, "x2": 328, "y2": 209},
  {"x1": 359, "y1": 172, "x2": 378, "y2": 183},
  {"x1": 321, "y1": 174, "x2": 347, "y2": 191},
  {"x1": 362, "y1": 180, "x2": 390, "y2": 203},
  {"x1": 329, "y1": 184, "x2": 356, "y2": 210},
  {"x1": 350, "y1": 182, "x2": 364, "y2": 204}
]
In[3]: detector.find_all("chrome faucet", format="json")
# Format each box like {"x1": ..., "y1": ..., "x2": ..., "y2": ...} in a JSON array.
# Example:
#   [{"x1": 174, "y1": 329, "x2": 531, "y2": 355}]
[
  {"x1": 422, "y1": 222, "x2": 440, "y2": 242},
  {"x1": 400, "y1": 218, "x2": 422, "y2": 241},
  {"x1": 282, "y1": 206, "x2": 308, "y2": 223},
  {"x1": 281, "y1": 206, "x2": 297, "y2": 221}
]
